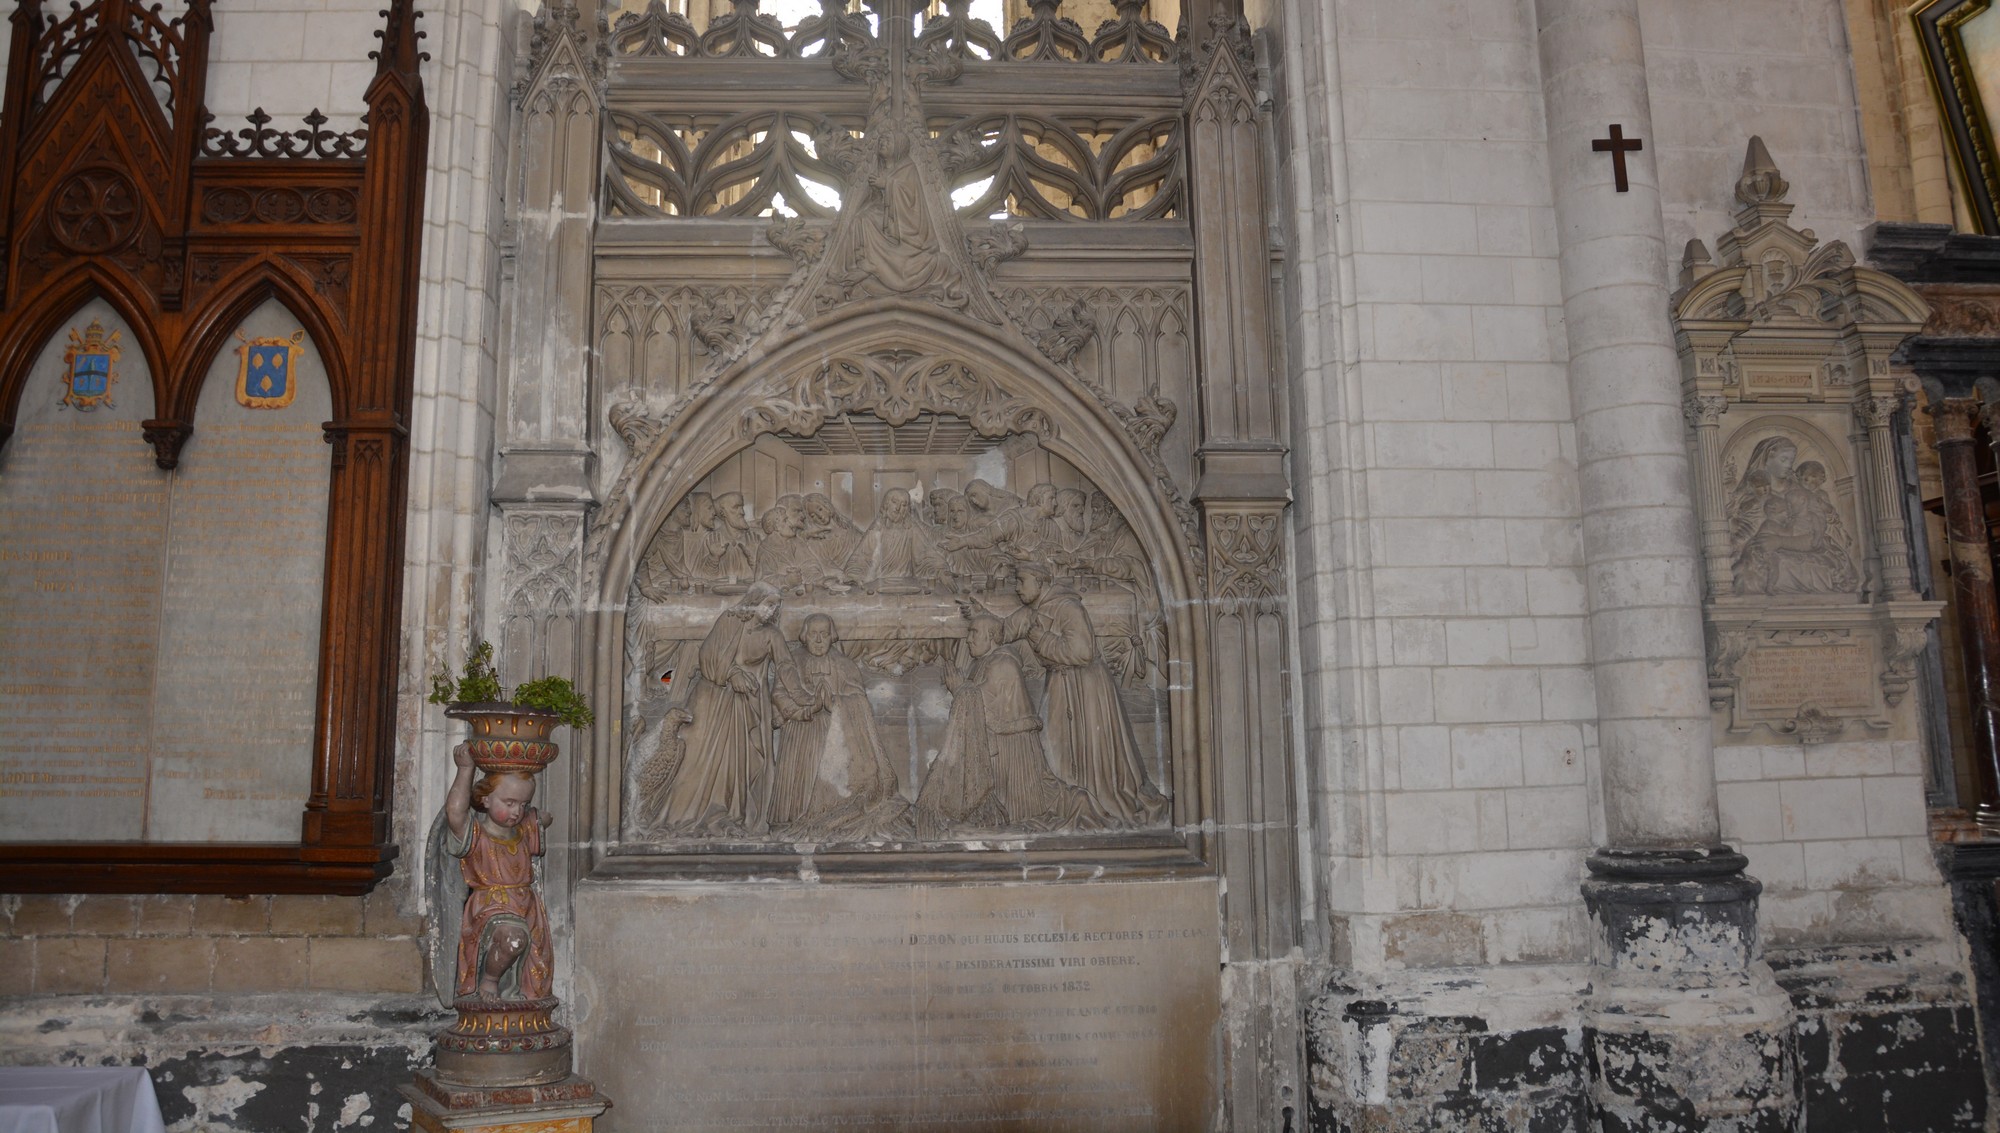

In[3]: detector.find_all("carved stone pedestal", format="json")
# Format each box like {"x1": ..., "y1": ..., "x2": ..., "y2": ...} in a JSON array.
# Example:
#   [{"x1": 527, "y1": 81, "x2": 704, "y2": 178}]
[
  {"x1": 1580, "y1": 848, "x2": 1799, "y2": 1133},
  {"x1": 434, "y1": 997, "x2": 574, "y2": 1087},
  {"x1": 401, "y1": 1072, "x2": 610, "y2": 1133}
]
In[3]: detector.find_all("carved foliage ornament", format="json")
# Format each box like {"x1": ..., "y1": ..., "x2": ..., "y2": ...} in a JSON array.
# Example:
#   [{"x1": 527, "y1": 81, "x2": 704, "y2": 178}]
[
  {"x1": 1208, "y1": 508, "x2": 1282, "y2": 607},
  {"x1": 745, "y1": 350, "x2": 1053, "y2": 441}
]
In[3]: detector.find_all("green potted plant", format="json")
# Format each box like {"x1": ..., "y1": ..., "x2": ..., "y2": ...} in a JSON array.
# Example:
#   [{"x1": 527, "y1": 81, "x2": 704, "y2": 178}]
[{"x1": 429, "y1": 640, "x2": 593, "y2": 772}]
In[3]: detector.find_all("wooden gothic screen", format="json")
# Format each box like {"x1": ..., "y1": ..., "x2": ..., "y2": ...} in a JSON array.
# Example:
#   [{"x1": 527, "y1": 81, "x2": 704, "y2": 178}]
[{"x1": 0, "y1": 0, "x2": 429, "y2": 891}]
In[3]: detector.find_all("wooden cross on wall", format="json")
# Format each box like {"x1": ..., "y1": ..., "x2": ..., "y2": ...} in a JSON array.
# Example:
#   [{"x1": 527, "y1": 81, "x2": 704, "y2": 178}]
[{"x1": 1593, "y1": 124, "x2": 1643, "y2": 192}]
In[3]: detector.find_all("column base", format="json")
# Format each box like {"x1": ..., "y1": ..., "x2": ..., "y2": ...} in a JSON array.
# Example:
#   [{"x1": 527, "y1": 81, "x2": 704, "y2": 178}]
[{"x1": 1581, "y1": 846, "x2": 1799, "y2": 1133}]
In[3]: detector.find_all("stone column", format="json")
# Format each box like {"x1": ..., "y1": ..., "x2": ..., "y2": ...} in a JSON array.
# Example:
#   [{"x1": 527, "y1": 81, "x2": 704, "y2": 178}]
[
  {"x1": 1536, "y1": 1, "x2": 1792, "y2": 1128},
  {"x1": 1682, "y1": 392, "x2": 1731, "y2": 598},
  {"x1": 1940, "y1": 398, "x2": 2000, "y2": 822},
  {"x1": 1857, "y1": 394, "x2": 1918, "y2": 599},
  {"x1": 1534, "y1": 0, "x2": 1719, "y2": 851}
]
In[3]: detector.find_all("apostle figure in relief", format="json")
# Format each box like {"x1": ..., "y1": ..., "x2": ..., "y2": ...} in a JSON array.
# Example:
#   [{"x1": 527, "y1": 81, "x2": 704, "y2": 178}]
[
  {"x1": 843, "y1": 487, "x2": 944, "y2": 592},
  {"x1": 935, "y1": 488, "x2": 998, "y2": 584},
  {"x1": 649, "y1": 583, "x2": 791, "y2": 836},
  {"x1": 940, "y1": 483, "x2": 1062, "y2": 564},
  {"x1": 768, "y1": 614, "x2": 912, "y2": 840},
  {"x1": 635, "y1": 495, "x2": 696, "y2": 599},
  {"x1": 962, "y1": 479, "x2": 1021, "y2": 519},
  {"x1": 917, "y1": 614, "x2": 1101, "y2": 837},
  {"x1": 754, "y1": 503, "x2": 813, "y2": 592},
  {"x1": 434, "y1": 745, "x2": 555, "y2": 1001},
  {"x1": 1059, "y1": 497, "x2": 1149, "y2": 591},
  {"x1": 960, "y1": 563, "x2": 1167, "y2": 825},
  {"x1": 681, "y1": 492, "x2": 732, "y2": 587},
  {"x1": 714, "y1": 492, "x2": 760, "y2": 585},
  {"x1": 799, "y1": 492, "x2": 861, "y2": 576},
  {"x1": 1056, "y1": 489, "x2": 1090, "y2": 553}
]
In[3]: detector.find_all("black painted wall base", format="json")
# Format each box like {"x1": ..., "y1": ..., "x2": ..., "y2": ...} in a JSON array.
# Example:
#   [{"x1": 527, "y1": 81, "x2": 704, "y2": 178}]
[
  {"x1": 0, "y1": 995, "x2": 443, "y2": 1130},
  {"x1": 1304, "y1": 946, "x2": 1987, "y2": 1133}
]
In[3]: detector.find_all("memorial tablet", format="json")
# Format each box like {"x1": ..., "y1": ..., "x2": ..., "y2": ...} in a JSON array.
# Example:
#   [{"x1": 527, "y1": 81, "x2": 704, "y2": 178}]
[
  {"x1": 0, "y1": 299, "x2": 332, "y2": 842},
  {"x1": 149, "y1": 301, "x2": 331, "y2": 841},
  {"x1": 574, "y1": 878, "x2": 1220, "y2": 1132},
  {"x1": 0, "y1": 301, "x2": 164, "y2": 840}
]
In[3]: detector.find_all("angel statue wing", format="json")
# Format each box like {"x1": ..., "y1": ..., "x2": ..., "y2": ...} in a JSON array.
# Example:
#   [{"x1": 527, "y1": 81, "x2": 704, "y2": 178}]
[{"x1": 426, "y1": 807, "x2": 468, "y2": 1011}]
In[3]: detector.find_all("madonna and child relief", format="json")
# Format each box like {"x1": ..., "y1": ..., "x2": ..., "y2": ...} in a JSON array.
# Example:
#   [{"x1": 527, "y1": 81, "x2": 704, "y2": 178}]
[
  {"x1": 1725, "y1": 432, "x2": 1861, "y2": 599},
  {"x1": 624, "y1": 423, "x2": 1171, "y2": 845}
]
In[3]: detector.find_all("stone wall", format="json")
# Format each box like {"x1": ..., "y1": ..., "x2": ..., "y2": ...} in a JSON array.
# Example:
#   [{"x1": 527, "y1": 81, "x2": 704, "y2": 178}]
[
  {"x1": 0, "y1": 885, "x2": 439, "y2": 1129},
  {"x1": 1272, "y1": 0, "x2": 1596, "y2": 978},
  {"x1": 1274, "y1": 0, "x2": 1988, "y2": 1127}
]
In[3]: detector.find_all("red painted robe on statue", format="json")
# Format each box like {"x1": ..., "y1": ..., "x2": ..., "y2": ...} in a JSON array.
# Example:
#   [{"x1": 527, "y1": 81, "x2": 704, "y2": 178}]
[{"x1": 449, "y1": 816, "x2": 554, "y2": 1000}]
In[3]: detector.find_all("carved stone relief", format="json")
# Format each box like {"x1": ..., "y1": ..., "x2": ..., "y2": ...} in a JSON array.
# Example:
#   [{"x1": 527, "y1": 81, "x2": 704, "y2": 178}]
[
  {"x1": 1673, "y1": 138, "x2": 1940, "y2": 743},
  {"x1": 1722, "y1": 429, "x2": 1860, "y2": 599},
  {"x1": 621, "y1": 417, "x2": 1169, "y2": 843}
]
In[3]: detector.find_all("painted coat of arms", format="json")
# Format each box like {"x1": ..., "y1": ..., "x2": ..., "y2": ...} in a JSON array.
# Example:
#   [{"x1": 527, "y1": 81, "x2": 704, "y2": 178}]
[
  {"x1": 60, "y1": 319, "x2": 120, "y2": 411},
  {"x1": 236, "y1": 329, "x2": 307, "y2": 409}
]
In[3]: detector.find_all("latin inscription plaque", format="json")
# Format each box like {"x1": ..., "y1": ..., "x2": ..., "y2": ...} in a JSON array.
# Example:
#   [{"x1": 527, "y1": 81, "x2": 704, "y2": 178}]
[
  {"x1": 1740, "y1": 643, "x2": 1875, "y2": 713},
  {"x1": 574, "y1": 878, "x2": 1219, "y2": 1132}
]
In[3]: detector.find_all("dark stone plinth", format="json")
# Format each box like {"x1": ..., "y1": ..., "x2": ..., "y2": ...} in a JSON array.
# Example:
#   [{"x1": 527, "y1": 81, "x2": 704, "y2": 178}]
[
  {"x1": 1940, "y1": 838, "x2": 2000, "y2": 1098},
  {"x1": 1303, "y1": 997, "x2": 1586, "y2": 1133},
  {"x1": 1581, "y1": 847, "x2": 1799, "y2": 1133},
  {"x1": 1582, "y1": 1024, "x2": 1796, "y2": 1133},
  {"x1": 1582, "y1": 847, "x2": 1761, "y2": 978}
]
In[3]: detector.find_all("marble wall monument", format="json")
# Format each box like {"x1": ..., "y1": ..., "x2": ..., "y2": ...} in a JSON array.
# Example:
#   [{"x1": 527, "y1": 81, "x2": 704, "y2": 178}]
[
  {"x1": 483, "y1": 0, "x2": 1299, "y2": 1127},
  {"x1": 1673, "y1": 140, "x2": 1940, "y2": 746}
]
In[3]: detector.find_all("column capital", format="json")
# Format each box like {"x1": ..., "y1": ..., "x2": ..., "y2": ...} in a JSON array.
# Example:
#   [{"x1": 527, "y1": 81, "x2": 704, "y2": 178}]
[
  {"x1": 1933, "y1": 395, "x2": 1984, "y2": 444},
  {"x1": 1853, "y1": 392, "x2": 1906, "y2": 430},
  {"x1": 1681, "y1": 392, "x2": 1727, "y2": 428}
]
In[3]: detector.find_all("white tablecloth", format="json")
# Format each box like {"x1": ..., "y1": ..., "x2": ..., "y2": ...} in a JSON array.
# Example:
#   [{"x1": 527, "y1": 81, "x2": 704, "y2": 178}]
[{"x1": 0, "y1": 1069, "x2": 167, "y2": 1133}]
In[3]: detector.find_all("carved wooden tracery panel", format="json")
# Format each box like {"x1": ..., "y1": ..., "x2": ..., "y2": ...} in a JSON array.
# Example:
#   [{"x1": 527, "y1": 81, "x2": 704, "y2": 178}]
[{"x1": 0, "y1": 0, "x2": 431, "y2": 892}]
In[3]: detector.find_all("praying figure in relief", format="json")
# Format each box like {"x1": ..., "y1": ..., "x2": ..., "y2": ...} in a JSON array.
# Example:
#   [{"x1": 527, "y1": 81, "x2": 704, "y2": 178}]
[
  {"x1": 769, "y1": 614, "x2": 912, "y2": 840},
  {"x1": 436, "y1": 745, "x2": 555, "y2": 1001},
  {"x1": 959, "y1": 563, "x2": 1167, "y2": 825},
  {"x1": 917, "y1": 613, "x2": 1100, "y2": 837}
]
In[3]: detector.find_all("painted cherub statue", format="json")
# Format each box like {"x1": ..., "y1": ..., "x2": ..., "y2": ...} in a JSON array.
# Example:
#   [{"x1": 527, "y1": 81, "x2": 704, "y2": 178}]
[{"x1": 431, "y1": 744, "x2": 556, "y2": 1003}]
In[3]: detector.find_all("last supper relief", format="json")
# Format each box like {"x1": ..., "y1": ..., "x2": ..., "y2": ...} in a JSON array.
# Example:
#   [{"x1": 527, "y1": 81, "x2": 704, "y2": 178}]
[{"x1": 620, "y1": 417, "x2": 1170, "y2": 845}]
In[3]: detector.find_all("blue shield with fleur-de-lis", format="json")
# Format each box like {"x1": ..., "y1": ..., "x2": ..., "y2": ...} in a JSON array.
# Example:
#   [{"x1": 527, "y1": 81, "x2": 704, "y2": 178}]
[{"x1": 235, "y1": 330, "x2": 306, "y2": 409}]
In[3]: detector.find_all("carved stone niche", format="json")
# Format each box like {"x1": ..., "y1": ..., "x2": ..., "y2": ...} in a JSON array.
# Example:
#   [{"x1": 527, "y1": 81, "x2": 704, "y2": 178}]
[
  {"x1": 1674, "y1": 138, "x2": 1941, "y2": 744},
  {"x1": 582, "y1": 323, "x2": 1203, "y2": 874}
]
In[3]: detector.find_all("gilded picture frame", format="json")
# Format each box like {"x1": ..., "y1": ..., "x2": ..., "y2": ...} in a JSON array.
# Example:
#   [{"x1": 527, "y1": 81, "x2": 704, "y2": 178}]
[{"x1": 1915, "y1": 0, "x2": 2000, "y2": 234}]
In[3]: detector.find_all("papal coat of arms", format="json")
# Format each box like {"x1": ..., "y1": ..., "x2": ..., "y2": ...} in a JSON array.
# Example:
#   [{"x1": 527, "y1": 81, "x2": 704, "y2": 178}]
[
  {"x1": 59, "y1": 319, "x2": 120, "y2": 411},
  {"x1": 235, "y1": 329, "x2": 307, "y2": 409}
]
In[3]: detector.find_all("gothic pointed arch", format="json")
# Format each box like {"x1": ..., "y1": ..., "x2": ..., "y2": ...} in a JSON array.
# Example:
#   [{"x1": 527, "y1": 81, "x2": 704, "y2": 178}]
[
  {"x1": 168, "y1": 268, "x2": 353, "y2": 424},
  {"x1": 0, "y1": 270, "x2": 167, "y2": 435},
  {"x1": 0, "y1": 0, "x2": 432, "y2": 893}
]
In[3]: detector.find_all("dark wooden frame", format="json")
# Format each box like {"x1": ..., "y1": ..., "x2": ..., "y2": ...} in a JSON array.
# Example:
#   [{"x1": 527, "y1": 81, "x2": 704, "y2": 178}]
[
  {"x1": 0, "y1": 0, "x2": 429, "y2": 893},
  {"x1": 1915, "y1": 0, "x2": 2000, "y2": 235}
]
